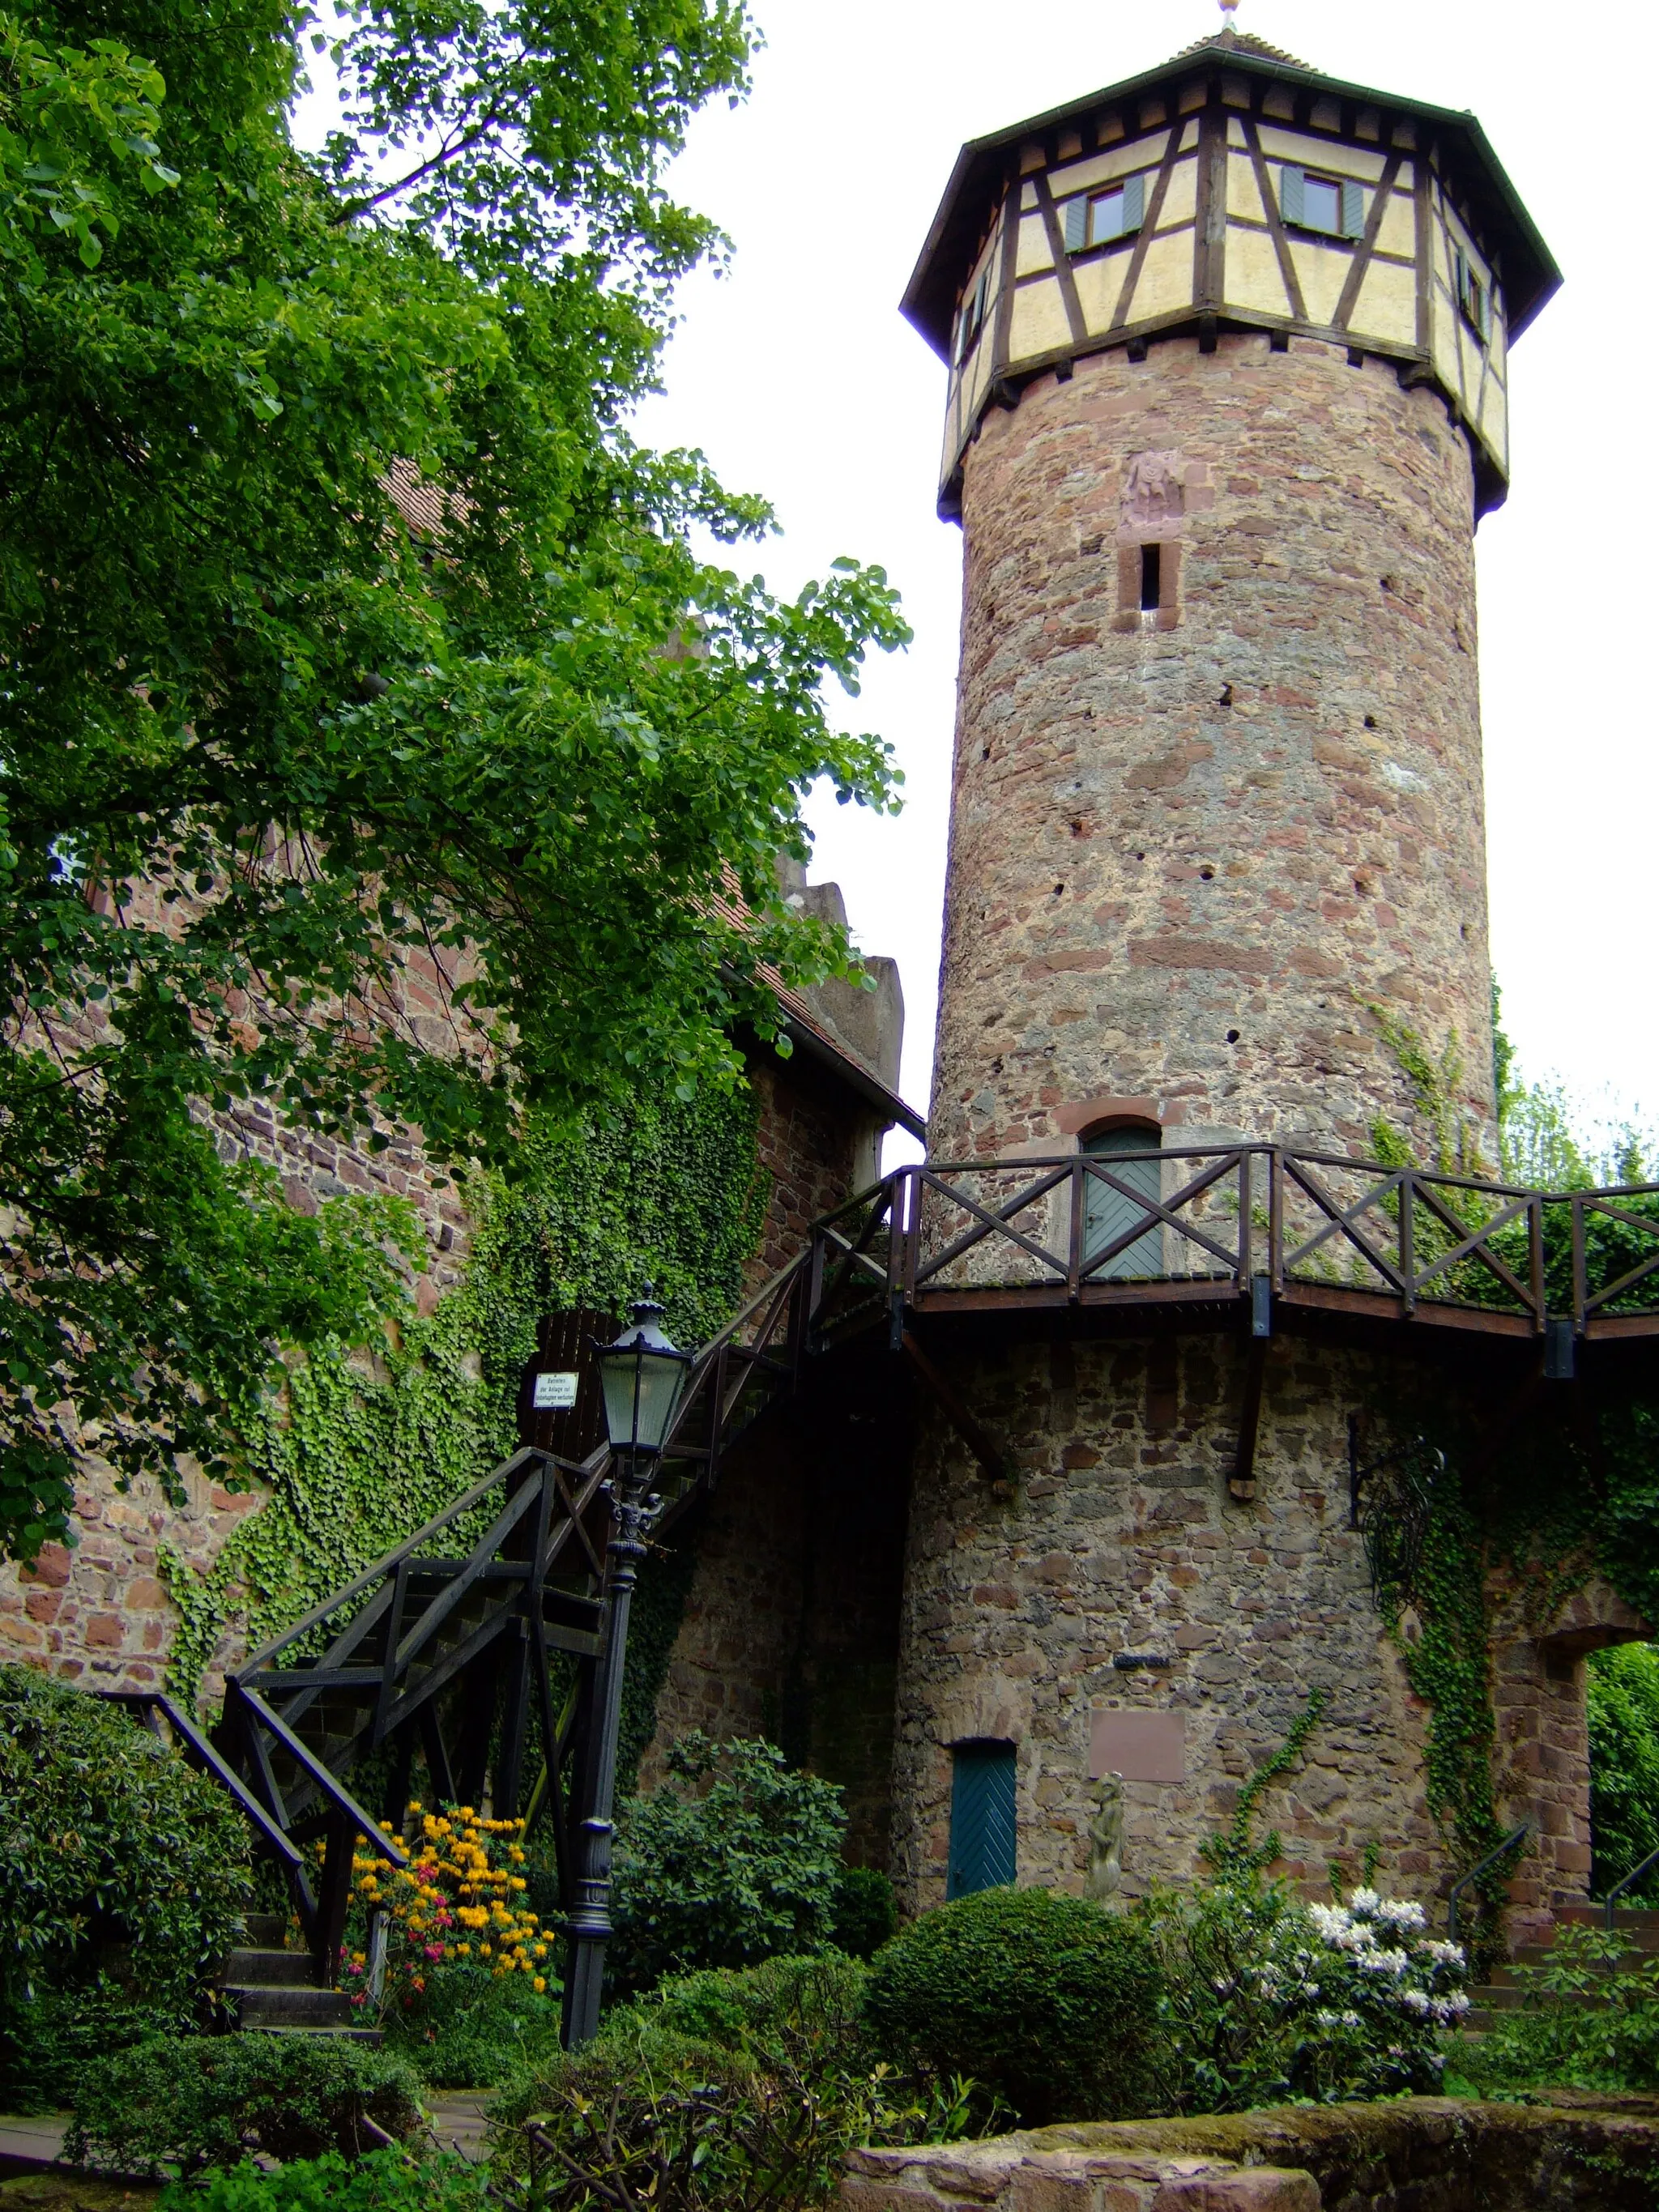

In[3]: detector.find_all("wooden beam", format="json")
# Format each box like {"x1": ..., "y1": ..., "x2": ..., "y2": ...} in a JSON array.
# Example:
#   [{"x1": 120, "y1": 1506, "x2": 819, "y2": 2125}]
[
  {"x1": 1240, "y1": 117, "x2": 1307, "y2": 325},
  {"x1": 1333, "y1": 151, "x2": 1403, "y2": 333},
  {"x1": 990, "y1": 176, "x2": 1023, "y2": 379},
  {"x1": 1230, "y1": 1336, "x2": 1269, "y2": 1500},
  {"x1": 902, "y1": 1329, "x2": 1005, "y2": 1481},
  {"x1": 1030, "y1": 173, "x2": 1087, "y2": 347},
  {"x1": 1111, "y1": 139, "x2": 1183, "y2": 330}
]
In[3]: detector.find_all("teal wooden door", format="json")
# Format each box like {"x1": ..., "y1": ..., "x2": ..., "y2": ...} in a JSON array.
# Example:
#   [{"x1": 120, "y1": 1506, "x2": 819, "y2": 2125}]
[
  {"x1": 1082, "y1": 1126, "x2": 1162, "y2": 1280},
  {"x1": 946, "y1": 1741, "x2": 1017, "y2": 1899}
]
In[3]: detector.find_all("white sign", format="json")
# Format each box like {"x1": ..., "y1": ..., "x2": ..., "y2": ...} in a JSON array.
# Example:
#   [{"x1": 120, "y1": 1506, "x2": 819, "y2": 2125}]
[{"x1": 531, "y1": 1370, "x2": 578, "y2": 1410}]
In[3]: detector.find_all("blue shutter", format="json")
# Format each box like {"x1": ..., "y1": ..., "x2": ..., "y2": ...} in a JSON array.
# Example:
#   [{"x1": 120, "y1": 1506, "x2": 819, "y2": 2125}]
[
  {"x1": 946, "y1": 1743, "x2": 1017, "y2": 1900},
  {"x1": 1279, "y1": 165, "x2": 1304, "y2": 228},
  {"x1": 1341, "y1": 179, "x2": 1364, "y2": 240},
  {"x1": 1064, "y1": 195, "x2": 1089, "y2": 254},
  {"x1": 1122, "y1": 172, "x2": 1145, "y2": 232}
]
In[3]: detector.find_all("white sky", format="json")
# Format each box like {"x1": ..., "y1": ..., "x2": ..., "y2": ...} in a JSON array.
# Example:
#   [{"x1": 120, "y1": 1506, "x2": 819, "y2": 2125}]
[
  {"x1": 621, "y1": 0, "x2": 1659, "y2": 1159},
  {"x1": 297, "y1": 2, "x2": 1659, "y2": 1160}
]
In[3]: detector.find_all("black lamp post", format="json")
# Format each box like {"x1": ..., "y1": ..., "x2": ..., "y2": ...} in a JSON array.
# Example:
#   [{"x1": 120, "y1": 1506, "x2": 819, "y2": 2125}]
[{"x1": 561, "y1": 1287, "x2": 693, "y2": 2048}]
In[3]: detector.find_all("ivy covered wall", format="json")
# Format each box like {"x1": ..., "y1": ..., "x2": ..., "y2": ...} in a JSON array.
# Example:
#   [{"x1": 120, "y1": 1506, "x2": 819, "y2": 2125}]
[{"x1": 163, "y1": 1086, "x2": 770, "y2": 1704}]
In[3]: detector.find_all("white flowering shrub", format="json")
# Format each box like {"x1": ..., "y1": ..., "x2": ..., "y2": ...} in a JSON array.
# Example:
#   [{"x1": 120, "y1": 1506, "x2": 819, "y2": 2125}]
[{"x1": 1137, "y1": 1877, "x2": 1469, "y2": 2112}]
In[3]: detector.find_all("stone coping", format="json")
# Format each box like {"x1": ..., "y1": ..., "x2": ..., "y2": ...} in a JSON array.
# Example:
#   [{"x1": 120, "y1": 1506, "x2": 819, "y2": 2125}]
[{"x1": 842, "y1": 2093, "x2": 1659, "y2": 2210}]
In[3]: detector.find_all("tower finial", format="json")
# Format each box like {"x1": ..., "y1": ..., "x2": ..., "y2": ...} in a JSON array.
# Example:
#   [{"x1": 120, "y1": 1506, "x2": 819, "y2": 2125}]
[{"x1": 1218, "y1": 0, "x2": 1240, "y2": 32}]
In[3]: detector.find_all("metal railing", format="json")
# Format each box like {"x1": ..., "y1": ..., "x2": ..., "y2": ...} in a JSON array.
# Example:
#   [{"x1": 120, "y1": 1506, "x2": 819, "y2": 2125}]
[{"x1": 1448, "y1": 1822, "x2": 1529, "y2": 1949}]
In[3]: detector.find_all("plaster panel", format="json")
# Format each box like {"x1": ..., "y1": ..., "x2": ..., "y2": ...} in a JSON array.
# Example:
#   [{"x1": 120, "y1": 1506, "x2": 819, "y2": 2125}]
[
  {"x1": 1016, "y1": 211, "x2": 1051, "y2": 280},
  {"x1": 1348, "y1": 258, "x2": 1417, "y2": 349},
  {"x1": 1126, "y1": 229, "x2": 1197, "y2": 323},
  {"x1": 1225, "y1": 151, "x2": 1267, "y2": 224},
  {"x1": 1287, "y1": 237, "x2": 1353, "y2": 328},
  {"x1": 1155, "y1": 153, "x2": 1200, "y2": 228},
  {"x1": 1009, "y1": 279, "x2": 1074, "y2": 364},
  {"x1": 1254, "y1": 126, "x2": 1389, "y2": 183},
  {"x1": 1372, "y1": 190, "x2": 1417, "y2": 260},
  {"x1": 1224, "y1": 226, "x2": 1292, "y2": 319},
  {"x1": 1047, "y1": 133, "x2": 1169, "y2": 199},
  {"x1": 1069, "y1": 249, "x2": 1134, "y2": 331}
]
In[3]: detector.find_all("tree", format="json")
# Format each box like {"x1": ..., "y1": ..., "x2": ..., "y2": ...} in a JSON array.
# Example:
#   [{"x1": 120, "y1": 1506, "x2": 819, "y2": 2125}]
[{"x1": 0, "y1": 0, "x2": 906, "y2": 1563}]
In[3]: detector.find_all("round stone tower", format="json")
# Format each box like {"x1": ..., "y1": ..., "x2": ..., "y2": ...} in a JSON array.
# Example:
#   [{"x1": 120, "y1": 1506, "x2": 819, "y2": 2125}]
[{"x1": 886, "y1": 31, "x2": 1567, "y2": 1926}]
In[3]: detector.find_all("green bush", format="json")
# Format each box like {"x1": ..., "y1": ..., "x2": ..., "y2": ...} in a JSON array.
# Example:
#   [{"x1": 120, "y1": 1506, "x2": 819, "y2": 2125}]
[
  {"x1": 1450, "y1": 1920, "x2": 1659, "y2": 2097},
  {"x1": 1136, "y1": 1874, "x2": 1466, "y2": 2112},
  {"x1": 830, "y1": 1866, "x2": 898, "y2": 1960},
  {"x1": 159, "y1": 2149, "x2": 488, "y2": 2212},
  {"x1": 862, "y1": 1886, "x2": 1162, "y2": 2125},
  {"x1": 1589, "y1": 1644, "x2": 1659, "y2": 1902},
  {"x1": 66, "y1": 2032, "x2": 424, "y2": 2176},
  {"x1": 0, "y1": 1665, "x2": 252, "y2": 2107},
  {"x1": 491, "y1": 1954, "x2": 982, "y2": 2212},
  {"x1": 380, "y1": 1958, "x2": 565, "y2": 2088},
  {"x1": 609, "y1": 1735, "x2": 847, "y2": 1991}
]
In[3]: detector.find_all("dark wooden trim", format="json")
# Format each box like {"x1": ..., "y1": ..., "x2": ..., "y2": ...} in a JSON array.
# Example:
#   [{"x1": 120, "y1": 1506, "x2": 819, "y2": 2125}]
[
  {"x1": 1230, "y1": 1335, "x2": 1269, "y2": 1497},
  {"x1": 902, "y1": 1328, "x2": 1005, "y2": 1481},
  {"x1": 1194, "y1": 103, "x2": 1226, "y2": 310},
  {"x1": 1030, "y1": 169, "x2": 1089, "y2": 346},
  {"x1": 1241, "y1": 116, "x2": 1307, "y2": 324},
  {"x1": 1111, "y1": 129, "x2": 1184, "y2": 328},
  {"x1": 1333, "y1": 150, "x2": 1403, "y2": 332},
  {"x1": 990, "y1": 176, "x2": 1023, "y2": 375},
  {"x1": 1414, "y1": 144, "x2": 1432, "y2": 356}
]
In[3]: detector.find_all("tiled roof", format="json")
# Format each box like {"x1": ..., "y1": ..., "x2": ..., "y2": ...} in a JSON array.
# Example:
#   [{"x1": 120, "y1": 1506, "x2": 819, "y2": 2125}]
[{"x1": 1175, "y1": 27, "x2": 1311, "y2": 69}]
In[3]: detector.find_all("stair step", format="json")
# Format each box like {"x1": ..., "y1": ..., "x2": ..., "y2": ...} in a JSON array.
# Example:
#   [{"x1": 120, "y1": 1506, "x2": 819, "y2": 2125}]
[
  {"x1": 226, "y1": 1947, "x2": 318, "y2": 1988},
  {"x1": 1556, "y1": 1904, "x2": 1659, "y2": 1932},
  {"x1": 249, "y1": 2024, "x2": 385, "y2": 2046},
  {"x1": 241, "y1": 1913, "x2": 290, "y2": 1947},
  {"x1": 229, "y1": 1985, "x2": 359, "y2": 2030}
]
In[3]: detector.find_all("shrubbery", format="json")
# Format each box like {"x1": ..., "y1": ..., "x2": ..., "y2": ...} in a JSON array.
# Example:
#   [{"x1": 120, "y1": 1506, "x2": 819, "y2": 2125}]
[
  {"x1": 1589, "y1": 1644, "x2": 1659, "y2": 1902},
  {"x1": 609, "y1": 1735, "x2": 847, "y2": 1991},
  {"x1": 1451, "y1": 1920, "x2": 1659, "y2": 2096},
  {"x1": 160, "y1": 2149, "x2": 488, "y2": 2212},
  {"x1": 1136, "y1": 1875, "x2": 1469, "y2": 2112},
  {"x1": 492, "y1": 1952, "x2": 982, "y2": 2212},
  {"x1": 0, "y1": 1665, "x2": 252, "y2": 2106},
  {"x1": 862, "y1": 1885, "x2": 1161, "y2": 2125},
  {"x1": 66, "y1": 2032, "x2": 424, "y2": 2176}
]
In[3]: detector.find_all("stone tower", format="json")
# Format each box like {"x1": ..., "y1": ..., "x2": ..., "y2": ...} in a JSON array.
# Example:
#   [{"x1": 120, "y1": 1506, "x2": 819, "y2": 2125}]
[
  {"x1": 906, "y1": 27, "x2": 1557, "y2": 1166},
  {"x1": 886, "y1": 32, "x2": 1571, "y2": 1923}
]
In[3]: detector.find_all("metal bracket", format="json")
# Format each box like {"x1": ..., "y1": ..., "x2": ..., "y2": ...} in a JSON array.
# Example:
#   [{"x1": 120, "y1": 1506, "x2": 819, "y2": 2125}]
[{"x1": 1544, "y1": 1317, "x2": 1576, "y2": 1380}]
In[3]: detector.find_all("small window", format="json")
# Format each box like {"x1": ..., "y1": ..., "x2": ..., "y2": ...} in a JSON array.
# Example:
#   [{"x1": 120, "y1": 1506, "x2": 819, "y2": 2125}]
[
  {"x1": 1453, "y1": 249, "x2": 1491, "y2": 344},
  {"x1": 1082, "y1": 1123, "x2": 1163, "y2": 1281},
  {"x1": 1063, "y1": 171, "x2": 1145, "y2": 254},
  {"x1": 1278, "y1": 166, "x2": 1364, "y2": 241},
  {"x1": 955, "y1": 265, "x2": 991, "y2": 366},
  {"x1": 1139, "y1": 543, "x2": 1161, "y2": 612},
  {"x1": 946, "y1": 1741, "x2": 1017, "y2": 1899}
]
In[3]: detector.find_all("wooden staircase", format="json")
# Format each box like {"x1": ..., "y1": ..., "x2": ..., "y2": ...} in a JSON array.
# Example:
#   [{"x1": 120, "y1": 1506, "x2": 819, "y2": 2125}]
[{"x1": 221, "y1": 1912, "x2": 379, "y2": 2040}]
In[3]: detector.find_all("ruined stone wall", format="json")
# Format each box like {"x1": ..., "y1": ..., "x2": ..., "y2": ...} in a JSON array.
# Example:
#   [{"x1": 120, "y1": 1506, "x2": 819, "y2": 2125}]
[
  {"x1": 930, "y1": 331, "x2": 1495, "y2": 1166},
  {"x1": 889, "y1": 1330, "x2": 1458, "y2": 1913}
]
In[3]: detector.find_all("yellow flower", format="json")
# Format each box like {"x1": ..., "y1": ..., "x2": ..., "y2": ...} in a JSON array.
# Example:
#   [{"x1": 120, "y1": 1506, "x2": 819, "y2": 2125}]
[
  {"x1": 533, "y1": 1976, "x2": 546, "y2": 1994},
  {"x1": 533, "y1": 1944, "x2": 548, "y2": 1959},
  {"x1": 456, "y1": 1944, "x2": 471, "y2": 1958},
  {"x1": 480, "y1": 1944, "x2": 492, "y2": 1958}
]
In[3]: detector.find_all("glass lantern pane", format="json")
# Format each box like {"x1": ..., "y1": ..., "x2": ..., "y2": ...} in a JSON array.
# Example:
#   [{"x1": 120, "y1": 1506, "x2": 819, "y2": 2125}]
[
  {"x1": 632, "y1": 1353, "x2": 688, "y2": 1450},
  {"x1": 599, "y1": 1350, "x2": 644, "y2": 1450}
]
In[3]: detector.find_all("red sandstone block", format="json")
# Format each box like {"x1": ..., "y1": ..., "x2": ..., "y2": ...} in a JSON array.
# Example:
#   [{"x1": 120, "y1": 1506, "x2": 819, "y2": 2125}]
[
  {"x1": 26, "y1": 1541, "x2": 72, "y2": 1588},
  {"x1": 24, "y1": 1589, "x2": 61, "y2": 1624},
  {"x1": 85, "y1": 1614, "x2": 123, "y2": 1649}
]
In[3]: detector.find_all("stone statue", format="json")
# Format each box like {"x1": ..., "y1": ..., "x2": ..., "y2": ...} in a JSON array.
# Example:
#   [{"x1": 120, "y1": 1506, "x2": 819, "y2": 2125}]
[{"x1": 1087, "y1": 1771, "x2": 1125, "y2": 1903}]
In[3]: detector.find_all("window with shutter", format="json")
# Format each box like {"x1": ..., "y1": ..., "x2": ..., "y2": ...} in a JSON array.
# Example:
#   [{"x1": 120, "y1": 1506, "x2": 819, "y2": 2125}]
[
  {"x1": 946, "y1": 1741, "x2": 1017, "y2": 1899},
  {"x1": 1064, "y1": 195, "x2": 1088, "y2": 254},
  {"x1": 1280, "y1": 166, "x2": 1363, "y2": 245},
  {"x1": 1278, "y1": 164, "x2": 1305, "y2": 228},
  {"x1": 1341, "y1": 179, "x2": 1365, "y2": 240},
  {"x1": 1075, "y1": 172, "x2": 1146, "y2": 252},
  {"x1": 1453, "y1": 249, "x2": 1491, "y2": 345},
  {"x1": 1082, "y1": 1123, "x2": 1163, "y2": 1281}
]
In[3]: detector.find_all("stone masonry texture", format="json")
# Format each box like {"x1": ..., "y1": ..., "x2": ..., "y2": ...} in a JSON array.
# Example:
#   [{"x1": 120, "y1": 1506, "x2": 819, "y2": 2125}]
[
  {"x1": 930, "y1": 330, "x2": 1496, "y2": 1166},
  {"x1": 889, "y1": 1331, "x2": 1454, "y2": 1915}
]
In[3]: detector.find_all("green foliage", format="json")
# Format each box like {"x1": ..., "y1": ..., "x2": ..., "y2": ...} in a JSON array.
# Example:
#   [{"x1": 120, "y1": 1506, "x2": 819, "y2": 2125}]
[
  {"x1": 377, "y1": 1958, "x2": 566, "y2": 2090},
  {"x1": 1451, "y1": 1920, "x2": 1659, "y2": 2096},
  {"x1": 66, "y1": 2033, "x2": 424, "y2": 2177},
  {"x1": 0, "y1": 1666, "x2": 252, "y2": 2107},
  {"x1": 610, "y1": 1735, "x2": 848, "y2": 1993},
  {"x1": 0, "y1": 0, "x2": 906, "y2": 1564},
  {"x1": 1589, "y1": 1645, "x2": 1659, "y2": 1903},
  {"x1": 861, "y1": 1885, "x2": 1162, "y2": 2126},
  {"x1": 163, "y1": 1081, "x2": 766, "y2": 1698},
  {"x1": 1201, "y1": 1689, "x2": 1326, "y2": 1878},
  {"x1": 1135, "y1": 1873, "x2": 1467, "y2": 2112},
  {"x1": 160, "y1": 2149, "x2": 489, "y2": 2212},
  {"x1": 492, "y1": 1953, "x2": 982, "y2": 2212},
  {"x1": 830, "y1": 1866, "x2": 899, "y2": 1961}
]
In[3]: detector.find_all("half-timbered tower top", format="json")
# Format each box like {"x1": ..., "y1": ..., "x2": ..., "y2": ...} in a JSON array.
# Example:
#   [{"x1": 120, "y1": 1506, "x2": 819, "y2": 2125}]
[{"x1": 904, "y1": 27, "x2": 1559, "y2": 517}]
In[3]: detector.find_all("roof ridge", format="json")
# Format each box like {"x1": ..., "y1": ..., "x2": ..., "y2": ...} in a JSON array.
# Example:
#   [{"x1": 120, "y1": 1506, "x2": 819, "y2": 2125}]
[{"x1": 1173, "y1": 26, "x2": 1313, "y2": 70}]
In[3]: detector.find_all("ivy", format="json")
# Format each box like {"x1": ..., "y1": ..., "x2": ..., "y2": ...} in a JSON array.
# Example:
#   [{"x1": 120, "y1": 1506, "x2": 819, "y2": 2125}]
[
  {"x1": 1201, "y1": 1688, "x2": 1326, "y2": 1878},
  {"x1": 162, "y1": 1083, "x2": 768, "y2": 1704}
]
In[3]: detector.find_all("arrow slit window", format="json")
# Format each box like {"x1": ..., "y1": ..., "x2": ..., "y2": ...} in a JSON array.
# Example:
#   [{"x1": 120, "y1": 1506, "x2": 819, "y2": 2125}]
[{"x1": 946, "y1": 1739, "x2": 1017, "y2": 1899}]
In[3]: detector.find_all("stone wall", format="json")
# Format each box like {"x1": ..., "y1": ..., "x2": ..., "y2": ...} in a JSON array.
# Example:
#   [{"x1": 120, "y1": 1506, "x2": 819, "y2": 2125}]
[
  {"x1": 930, "y1": 331, "x2": 1495, "y2": 1167},
  {"x1": 889, "y1": 1330, "x2": 1458, "y2": 1913},
  {"x1": 844, "y1": 2098, "x2": 1659, "y2": 2212}
]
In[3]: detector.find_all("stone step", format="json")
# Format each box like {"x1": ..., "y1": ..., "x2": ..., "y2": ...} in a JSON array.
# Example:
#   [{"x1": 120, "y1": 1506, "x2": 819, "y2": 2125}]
[
  {"x1": 228, "y1": 1984, "x2": 359, "y2": 2031},
  {"x1": 1469, "y1": 1982, "x2": 1610, "y2": 2014},
  {"x1": 1556, "y1": 1904, "x2": 1659, "y2": 1934},
  {"x1": 241, "y1": 1912, "x2": 291, "y2": 1947},
  {"x1": 225, "y1": 1946, "x2": 318, "y2": 1988}
]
